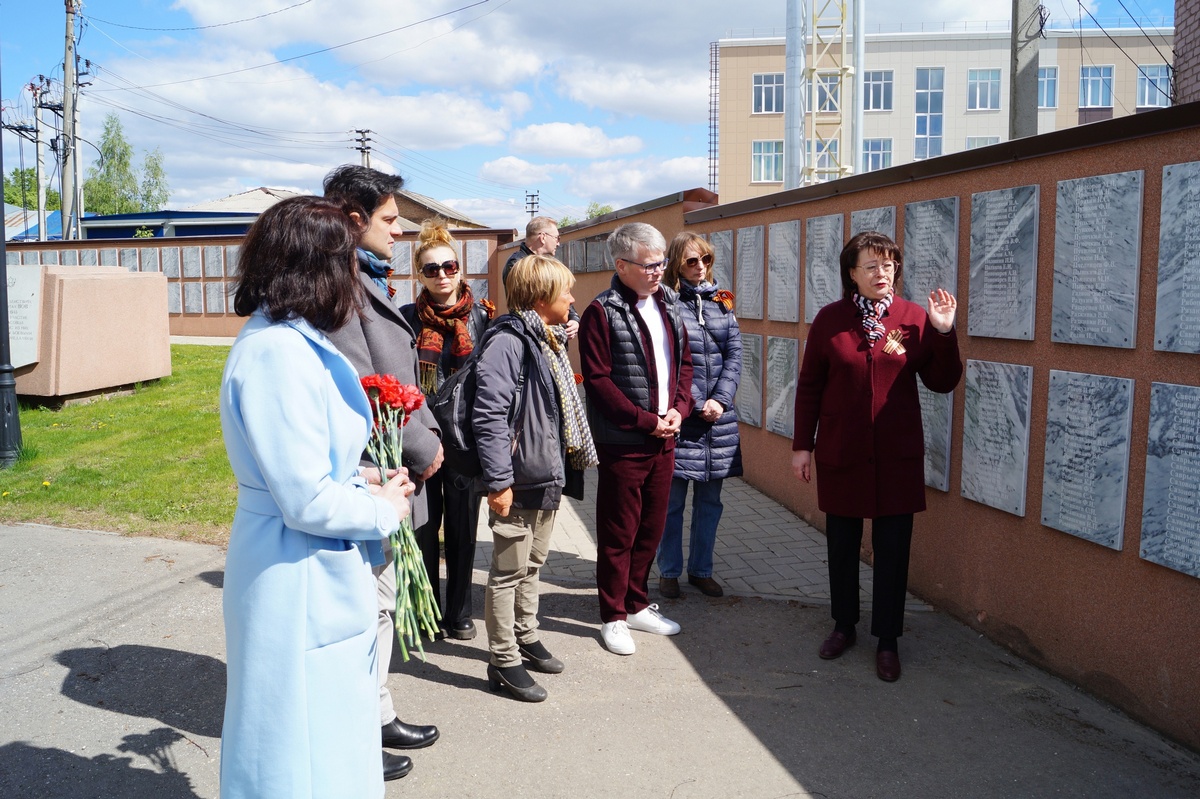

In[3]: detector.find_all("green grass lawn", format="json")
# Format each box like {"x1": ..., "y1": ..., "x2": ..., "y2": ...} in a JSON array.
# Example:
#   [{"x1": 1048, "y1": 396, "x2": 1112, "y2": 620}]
[{"x1": 0, "y1": 344, "x2": 236, "y2": 544}]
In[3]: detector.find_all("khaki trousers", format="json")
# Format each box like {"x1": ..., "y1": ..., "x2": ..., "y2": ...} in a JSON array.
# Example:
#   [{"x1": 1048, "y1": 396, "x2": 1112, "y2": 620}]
[{"x1": 485, "y1": 508, "x2": 556, "y2": 668}]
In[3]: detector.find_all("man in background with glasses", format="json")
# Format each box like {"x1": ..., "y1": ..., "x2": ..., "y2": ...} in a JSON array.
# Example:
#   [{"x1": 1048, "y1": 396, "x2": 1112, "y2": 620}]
[
  {"x1": 504, "y1": 216, "x2": 579, "y2": 338},
  {"x1": 579, "y1": 222, "x2": 694, "y2": 656}
]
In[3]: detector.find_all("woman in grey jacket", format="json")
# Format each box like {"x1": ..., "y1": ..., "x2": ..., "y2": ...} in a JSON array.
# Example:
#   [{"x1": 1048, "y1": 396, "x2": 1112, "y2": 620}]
[
  {"x1": 473, "y1": 255, "x2": 597, "y2": 702},
  {"x1": 657, "y1": 232, "x2": 743, "y2": 600}
]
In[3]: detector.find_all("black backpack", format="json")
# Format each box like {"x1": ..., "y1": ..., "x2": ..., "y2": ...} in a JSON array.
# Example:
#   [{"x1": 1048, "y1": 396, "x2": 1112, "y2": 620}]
[{"x1": 428, "y1": 326, "x2": 531, "y2": 478}]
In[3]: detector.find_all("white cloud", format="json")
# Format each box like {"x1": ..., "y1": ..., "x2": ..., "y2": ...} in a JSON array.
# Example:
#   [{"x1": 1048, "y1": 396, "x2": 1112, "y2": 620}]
[
  {"x1": 556, "y1": 65, "x2": 710, "y2": 124},
  {"x1": 479, "y1": 156, "x2": 561, "y2": 186},
  {"x1": 510, "y1": 123, "x2": 642, "y2": 158},
  {"x1": 568, "y1": 156, "x2": 709, "y2": 209},
  {"x1": 443, "y1": 196, "x2": 527, "y2": 230}
]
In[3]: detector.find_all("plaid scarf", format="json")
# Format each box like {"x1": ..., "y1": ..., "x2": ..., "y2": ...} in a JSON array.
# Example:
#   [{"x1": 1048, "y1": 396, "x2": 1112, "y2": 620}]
[
  {"x1": 415, "y1": 284, "x2": 476, "y2": 395},
  {"x1": 853, "y1": 291, "x2": 893, "y2": 348},
  {"x1": 515, "y1": 310, "x2": 598, "y2": 471}
]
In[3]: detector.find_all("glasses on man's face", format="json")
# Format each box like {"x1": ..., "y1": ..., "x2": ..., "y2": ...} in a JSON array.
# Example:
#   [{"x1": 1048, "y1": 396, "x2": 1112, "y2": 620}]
[
  {"x1": 542, "y1": 230, "x2": 560, "y2": 241},
  {"x1": 620, "y1": 257, "x2": 668, "y2": 275},
  {"x1": 857, "y1": 260, "x2": 897, "y2": 275},
  {"x1": 684, "y1": 253, "x2": 714, "y2": 269},
  {"x1": 420, "y1": 259, "x2": 460, "y2": 278}
]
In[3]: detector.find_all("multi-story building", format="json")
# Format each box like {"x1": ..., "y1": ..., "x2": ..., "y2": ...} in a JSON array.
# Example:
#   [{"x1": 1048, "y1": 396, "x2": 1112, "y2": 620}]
[{"x1": 716, "y1": 20, "x2": 1175, "y2": 203}]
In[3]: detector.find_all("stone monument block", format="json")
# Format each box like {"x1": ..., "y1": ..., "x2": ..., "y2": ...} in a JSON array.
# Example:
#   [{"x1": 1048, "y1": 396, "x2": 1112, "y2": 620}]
[
  {"x1": 6, "y1": 265, "x2": 43, "y2": 368},
  {"x1": 1041, "y1": 370, "x2": 1133, "y2": 549},
  {"x1": 765, "y1": 336, "x2": 798, "y2": 438},
  {"x1": 903, "y1": 197, "x2": 959, "y2": 304},
  {"x1": 182, "y1": 247, "x2": 201, "y2": 277},
  {"x1": 710, "y1": 230, "x2": 733, "y2": 291},
  {"x1": 1155, "y1": 160, "x2": 1200, "y2": 353},
  {"x1": 465, "y1": 240, "x2": 489, "y2": 275},
  {"x1": 1140, "y1": 382, "x2": 1200, "y2": 579},
  {"x1": 961, "y1": 359, "x2": 1032, "y2": 516},
  {"x1": 391, "y1": 241, "x2": 412, "y2": 275},
  {"x1": 737, "y1": 333, "x2": 763, "y2": 427},
  {"x1": 768, "y1": 221, "x2": 800, "y2": 322},
  {"x1": 121, "y1": 248, "x2": 139, "y2": 272},
  {"x1": 969, "y1": 185, "x2": 1038, "y2": 339},
  {"x1": 851, "y1": 206, "x2": 896, "y2": 240},
  {"x1": 1052, "y1": 171, "x2": 1142, "y2": 347},
  {"x1": 736, "y1": 226, "x2": 764, "y2": 319},
  {"x1": 919, "y1": 384, "x2": 954, "y2": 492},
  {"x1": 161, "y1": 248, "x2": 180, "y2": 278},
  {"x1": 804, "y1": 214, "x2": 843, "y2": 322}
]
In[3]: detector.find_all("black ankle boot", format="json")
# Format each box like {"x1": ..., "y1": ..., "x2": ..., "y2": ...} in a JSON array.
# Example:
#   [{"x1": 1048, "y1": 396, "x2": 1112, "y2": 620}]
[
  {"x1": 487, "y1": 663, "x2": 547, "y2": 702},
  {"x1": 381, "y1": 718, "x2": 439, "y2": 749}
]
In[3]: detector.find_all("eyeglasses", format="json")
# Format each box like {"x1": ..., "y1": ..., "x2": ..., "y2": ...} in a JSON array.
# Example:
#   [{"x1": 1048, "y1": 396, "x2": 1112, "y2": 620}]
[
  {"x1": 856, "y1": 260, "x2": 897, "y2": 275},
  {"x1": 420, "y1": 259, "x2": 460, "y2": 278},
  {"x1": 684, "y1": 253, "x2": 714, "y2": 269},
  {"x1": 619, "y1": 257, "x2": 668, "y2": 275},
  {"x1": 541, "y1": 230, "x2": 560, "y2": 241}
]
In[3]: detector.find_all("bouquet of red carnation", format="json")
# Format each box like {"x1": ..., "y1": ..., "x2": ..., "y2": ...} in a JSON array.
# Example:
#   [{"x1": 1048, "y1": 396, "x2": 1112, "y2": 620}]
[{"x1": 361, "y1": 374, "x2": 441, "y2": 661}]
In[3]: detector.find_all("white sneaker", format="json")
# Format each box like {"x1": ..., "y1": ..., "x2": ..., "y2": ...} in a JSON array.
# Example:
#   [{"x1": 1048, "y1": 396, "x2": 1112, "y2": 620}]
[
  {"x1": 626, "y1": 604, "x2": 681, "y2": 636},
  {"x1": 600, "y1": 620, "x2": 636, "y2": 655}
]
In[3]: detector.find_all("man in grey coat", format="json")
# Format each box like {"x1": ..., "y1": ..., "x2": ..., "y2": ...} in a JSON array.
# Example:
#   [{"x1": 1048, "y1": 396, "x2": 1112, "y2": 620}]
[{"x1": 323, "y1": 165, "x2": 443, "y2": 781}]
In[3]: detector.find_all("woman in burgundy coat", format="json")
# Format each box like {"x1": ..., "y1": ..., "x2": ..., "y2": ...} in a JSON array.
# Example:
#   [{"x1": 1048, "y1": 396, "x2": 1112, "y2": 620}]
[{"x1": 791, "y1": 231, "x2": 961, "y2": 683}]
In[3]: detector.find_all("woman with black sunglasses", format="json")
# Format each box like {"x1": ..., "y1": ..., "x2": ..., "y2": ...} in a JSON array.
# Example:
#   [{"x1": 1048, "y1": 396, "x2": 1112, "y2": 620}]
[{"x1": 400, "y1": 218, "x2": 494, "y2": 641}]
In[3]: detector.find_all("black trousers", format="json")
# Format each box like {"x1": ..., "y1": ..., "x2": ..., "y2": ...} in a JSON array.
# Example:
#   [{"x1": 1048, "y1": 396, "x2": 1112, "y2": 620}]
[
  {"x1": 415, "y1": 467, "x2": 482, "y2": 627},
  {"x1": 825, "y1": 513, "x2": 914, "y2": 639}
]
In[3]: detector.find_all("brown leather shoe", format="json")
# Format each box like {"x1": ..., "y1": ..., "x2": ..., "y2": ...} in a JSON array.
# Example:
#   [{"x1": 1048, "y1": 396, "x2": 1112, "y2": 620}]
[
  {"x1": 876, "y1": 650, "x2": 901, "y2": 682},
  {"x1": 818, "y1": 628, "x2": 856, "y2": 660},
  {"x1": 687, "y1": 574, "x2": 724, "y2": 597},
  {"x1": 658, "y1": 576, "x2": 680, "y2": 598}
]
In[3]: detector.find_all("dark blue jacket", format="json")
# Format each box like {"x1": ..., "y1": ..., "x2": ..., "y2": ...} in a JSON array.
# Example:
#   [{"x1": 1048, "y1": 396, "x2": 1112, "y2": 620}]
[{"x1": 673, "y1": 280, "x2": 743, "y2": 481}]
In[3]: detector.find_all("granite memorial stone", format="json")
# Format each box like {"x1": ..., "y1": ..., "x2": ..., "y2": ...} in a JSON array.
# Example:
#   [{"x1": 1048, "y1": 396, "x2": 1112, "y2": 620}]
[
  {"x1": 1140, "y1": 382, "x2": 1200, "y2": 579},
  {"x1": 737, "y1": 333, "x2": 763, "y2": 427},
  {"x1": 1155, "y1": 160, "x2": 1200, "y2": 353},
  {"x1": 851, "y1": 206, "x2": 896, "y2": 240},
  {"x1": 465, "y1": 240, "x2": 489, "y2": 275},
  {"x1": 919, "y1": 384, "x2": 954, "y2": 492},
  {"x1": 768, "y1": 221, "x2": 801, "y2": 322},
  {"x1": 736, "y1": 226, "x2": 765, "y2": 319},
  {"x1": 969, "y1": 185, "x2": 1038, "y2": 339},
  {"x1": 961, "y1": 359, "x2": 1032, "y2": 516},
  {"x1": 391, "y1": 241, "x2": 412, "y2": 275},
  {"x1": 710, "y1": 230, "x2": 734, "y2": 291},
  {"x1": 805, "y1": 214, "x2": 843, "y2": 322},
  {"x1": 766, "y1": 336, "x2": 798, "y2": 437},
  {"x1": 902, "y1": 197, "x2": 959, "y2": 304}
]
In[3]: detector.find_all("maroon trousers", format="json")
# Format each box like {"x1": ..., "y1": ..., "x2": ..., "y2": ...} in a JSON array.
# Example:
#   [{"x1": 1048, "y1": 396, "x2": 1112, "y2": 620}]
[{"x1": 595, "y1": 443, "x2": 675, "y2": 623}]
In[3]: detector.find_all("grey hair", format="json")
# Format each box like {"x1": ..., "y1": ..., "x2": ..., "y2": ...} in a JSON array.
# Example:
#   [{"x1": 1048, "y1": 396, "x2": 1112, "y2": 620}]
[{"x1": 607, "y1": 222, "x2": 666, "y2": 264}]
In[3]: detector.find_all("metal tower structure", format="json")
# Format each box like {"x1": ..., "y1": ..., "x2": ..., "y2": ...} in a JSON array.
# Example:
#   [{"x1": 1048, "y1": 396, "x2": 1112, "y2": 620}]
[{"x1": 805, "y1": 0, "x2": 853, "y2": 183}]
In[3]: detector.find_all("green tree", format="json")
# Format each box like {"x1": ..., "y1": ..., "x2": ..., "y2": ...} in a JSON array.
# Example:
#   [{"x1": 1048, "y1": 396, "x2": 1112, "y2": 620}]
[
  {"x1": 83, "y1": 113, "x2": 171, "y2": 215},
  {"x1": 4, "y1": 167, "x2": 61, "y2": 210},
  {"x1": 558, "y1": 201, "x2": 615, "y2": 228}
]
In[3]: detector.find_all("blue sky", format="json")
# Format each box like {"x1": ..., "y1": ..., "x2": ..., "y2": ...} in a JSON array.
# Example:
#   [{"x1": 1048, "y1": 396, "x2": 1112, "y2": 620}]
[{"x1": 0, "y1": 0, "x2": 1175, "y2": 229}]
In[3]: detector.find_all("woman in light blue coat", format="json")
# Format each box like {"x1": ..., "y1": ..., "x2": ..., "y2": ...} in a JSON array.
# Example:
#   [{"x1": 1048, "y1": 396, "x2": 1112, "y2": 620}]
[{"x1": 219, "y1": 196, "x2": 415, "y2": 799}]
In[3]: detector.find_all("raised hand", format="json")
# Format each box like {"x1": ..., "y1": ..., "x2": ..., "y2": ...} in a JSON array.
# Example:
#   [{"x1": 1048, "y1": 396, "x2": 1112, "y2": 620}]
[{"x1": 926, "y1": 288, "x2": 957, "y2": 333}]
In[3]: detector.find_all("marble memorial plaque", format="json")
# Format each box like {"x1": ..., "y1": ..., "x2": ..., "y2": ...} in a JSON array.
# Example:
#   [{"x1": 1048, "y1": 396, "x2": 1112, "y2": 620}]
[
  {"x1": 5, "y1": 252, "x2": 17, "y2": 266},
  {"x1": 851, "y1": 206, "x2": 896, "y2": 240},
  {"x1": 465, "y1": 240, "x2": 489, "y2": 275},
  {"x1": 42, "y1": 250, "x2": 59, "y2": 265},
  {"x1": 205, "y1": 282, "x2": 227, "y2": 314},
  {"x1": 804, "y1": 214, "x2": 843, "y2": 322},
  {"x1": 161, "y1": 248, "x2": 180, "y2": 278},
  {"x1": 768, "y1": 221, "x2": 800, "y2": 322},
  {"x1": 100, "y1": 249, "x2": 118, "y2": 266},
  {"x1": 120, "y1": 248, "x2": 139, "y2": 272},
  {"x1": 7, "y1": 265, "x2": 43, "y2": 368},
  {"x1": 968, "y1": 185, "x2": 1038, "y2": 339},
  {"x1": 902, "y1": 197, "x2": 959, "y2": 304},
  {"x1": 765, "y1": 336, "x2": 798, "y2": 438},
  {"x1": 182, "y1": 247, "x2": 201, "y2": 277},
  {"x1": 918, "y1": 384, "x2": 954, "y2": 492},
  {"x1": 469, "y1": 278, "x2": 488, "y2": 301},
  {"x1": 961, "y1": 359, "x2": 1032, "y2": 516},
  {"x1": 1155, "y1": 160, "x2": 1200, "y2": 353},
  {"x1": 140, "y1": 248, "x2": 160, "y2": 273},
  {"x1": 21, "y1": 251, "x2": 39, "y2": 265},
  {"x1": 61, "y1": 249, "x2": 78, "y2": 266},
  {"x1": 736, "y1": 333, "x2": 763, "y2": 427},
  {"x1": 1041, "y1": 370, "x2": 1133, "y2": 549},
  {"x1": 167, "y1": 284, "x2": 181, "y2": 314},
  {"x1": 81, "y1": 249, "x2": 97, "y2": 266},
  {"x1": 391, "y1": 241, "x2": 412, "y2": 275},
  {"x1": 392, "y1": 280, "x2": 413, "y2": 307},
  {"x1": 183, "y1": 283, "x2": 203, "y2": 314},
  {"x1": 1052, "y1": 171, "x2": 1142, "y2": 348},
  {"x1": 710, "y1": 230, "x2": 734, "y2": 291},
  {"x1": 1140, "y1": 382, "x2": 1200, "y2": 579},
  {"x1": 201, "y1": 245, "x2": 222, "y2": 277},
  {"x1": 736, "y1": 226, "x2": 764, "y2": 319},
  {"x1": 225, "y1": 246, "x2": 240, "y2": 277}
]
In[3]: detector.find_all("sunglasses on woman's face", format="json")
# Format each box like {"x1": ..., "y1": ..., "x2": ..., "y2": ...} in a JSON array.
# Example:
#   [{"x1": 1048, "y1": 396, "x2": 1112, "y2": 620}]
[
  {"x1": 420, "y1": 259, "x2": 460, "y2": 278},
  {"x1": 684, "y1": 253, "x2": 714, "y2": 269}
]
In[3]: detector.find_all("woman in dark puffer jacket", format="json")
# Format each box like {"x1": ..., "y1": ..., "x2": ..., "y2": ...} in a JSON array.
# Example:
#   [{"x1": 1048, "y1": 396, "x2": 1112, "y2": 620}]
[{"x1": 657, "y1": 232, "x2": 743, "y2": 599}]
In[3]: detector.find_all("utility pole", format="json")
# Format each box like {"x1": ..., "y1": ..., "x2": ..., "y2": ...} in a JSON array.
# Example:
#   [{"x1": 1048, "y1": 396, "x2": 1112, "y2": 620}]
[
  {"x1": 1010, "y1": 0, "x2": 1042, "y2": 140},
  {"x1": 32, "y1": 82, "x2": 49, "y2": 242},
  {"x1": 0, "y1": 42, "x2": 26, "y2": 467},
  {"x1": 62, "y1": 0, "x2": 80, "y2": 239},
  {"x1": 525, "y1": 191, "x2": 539, "y2": 218},
  {"x1": 354, "y1": 129, "x2": 372, "y2": 168}
]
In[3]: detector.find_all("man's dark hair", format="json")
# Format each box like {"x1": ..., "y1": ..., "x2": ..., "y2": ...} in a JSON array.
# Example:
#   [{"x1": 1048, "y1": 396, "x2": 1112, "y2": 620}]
[
  {"x1": 322, "y1": 164, "x2": 405, "y2": 221},
  {"x1": 233, "y1": 195, "x2": 362, "y2": 331}
]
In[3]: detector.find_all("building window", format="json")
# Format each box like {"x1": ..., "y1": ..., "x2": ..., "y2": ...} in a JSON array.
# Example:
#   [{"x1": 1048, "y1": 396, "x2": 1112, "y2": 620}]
[
  {"x1": 863, "y1": 70, "x2": 893, "y2": 111},
  {"x1": 1079, "y1": 66, "x2": 1114, "y2": 108},
  {"x1": 966, "y1": 136, "x2": 1001, "y2": 149},
  {"x1": 752, "y1": 140, "x2": 784, "y2": 182},
  {"x1": 967, "y1": 69, "x2": 1001, "y2": 110},
  {"x1": 808, "y1": 138, "x2": 839, "y2": 176},
  {"x1": 1137, "y1": 64, "x2": 1171, "y2": 108},
  {"x1": 862, "y1": 138, "x2": 892, "y2": 172},
  {"x1": 814, "y1": 72, "x2": 840, "y2": 113},
  {"x1": 915, "y1": 67, "x2": 944, "y2": 160},
  {"x1": 753, "y1": 73, "x2": 785, "y2": 114},
  {"x1": 1038, "y1": 66, "x2": 1058, "y2": 108}
]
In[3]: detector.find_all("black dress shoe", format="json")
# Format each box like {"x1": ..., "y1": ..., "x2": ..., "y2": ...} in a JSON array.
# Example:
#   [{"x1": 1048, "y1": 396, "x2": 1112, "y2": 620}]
[
  {"x1": 383, "y1": 751, "x2": 413, "y2": 781},
  {"x1": 446, "y1": 619, "x2": 477, "y2": 640},
  {"x1": 487, "y1": 663, "x2": 547, "y2": 702},
  {"x1": 518, "y1": 640, "x2": 565, "y2": 674},
  {"x1": 876, "y1": 650, "x2": 902, "y2": 682},
  {"x1": 819, "y1": 627, "x2": 856, "y2": 660},
  {"x1": 382, "y1": 718, "x2": 439, "y2": 750}
]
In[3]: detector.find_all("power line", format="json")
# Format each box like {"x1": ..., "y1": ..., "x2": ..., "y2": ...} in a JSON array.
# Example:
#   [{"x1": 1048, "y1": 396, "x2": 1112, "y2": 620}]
[
  {"x1": 86, "y1": 1, "x2": 313, "y2": 32},
  {"x1": 1073, "y1": 1, "x2": 1172, "y2": 107}
]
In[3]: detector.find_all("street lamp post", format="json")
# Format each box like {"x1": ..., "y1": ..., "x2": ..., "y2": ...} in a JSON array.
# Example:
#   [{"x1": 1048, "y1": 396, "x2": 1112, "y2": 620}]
[{"x1": 0, "y1": 45, "x2": 26, "y2": 467}]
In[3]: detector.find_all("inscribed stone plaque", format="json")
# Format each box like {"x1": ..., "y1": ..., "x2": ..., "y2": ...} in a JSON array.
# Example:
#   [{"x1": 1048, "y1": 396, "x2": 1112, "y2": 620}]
[
  {"x1": 182, "y1": 247, "x2": 201, "y2": 277},
  {"x1": 804, "y1": 214, "x2": 843, "y2": 322},
  {"x1": 42, "y1": 250, "x2": 59, "y2": 265},
  {"x1": 391, "y1": 241, "x2": 412, "y2": 276},
  {"x1": 1052, "y1": 171, "x2": 1142, "y2": 348},
  {"x1": 961, "y1": 359, "x2": 1032, "y2": 516},
  {"x1": 710, "y1": 230, "x2": 733, "y2": 291},
  {"x1": 968, "y1": 185, "x2": 1038, "y2": 339},
  {"x1": 1140, "y1": 382, "x2": 1200, "y2": 579},
  {"x1": 1155, "y1": 160, "x2": 1200, "y2": 353},
  {"x1": 225, "y1": 245, "x2": 240, "y2": 277},
  {"x1": 5, "y1": 252, "x2": 17, "y2": 265},
  {"x1": 902, "y1": 197, "x2": 959, "y2": 304},
  {"x1": 851, "y1": 206, "x2": 896, "y2": 240},
  {"x1": 205, "y1": 282, "x2": 227, "y2": 314},
  {"x1": 203, "y1": 245, "x2": 224, "y2": 278},
  {"x1": 1041, "y1": 370, "x2": 1133, "y2": 550},
  {"x1": 21, "y1": 251, "x2": 39, "y2": 265},
  {"x1": 465, "y1": 240, "x2": 489, "y2": 275},
  {"x1": 765, "y1": 336, "x2": 798, "y2": 438},
  {"x1": 768, "y1": 221, "x2": 800, "y2": 322},
  {"x1": 81, "y1": 249, "x2": 97, "y2": 266},
  {"x1": 100, "y1": 249, "x2": 118, "y2": 266},
  {"x1": 586, "y1": 240, "x2": 606, "y2": 273},
  {"x1": 167, "y1": 284, "x2": 181, "y2": 314},
  {"x1": 7, "y1": 265, "x2": 42, "y2": 368},
  {"x1": 183, "y1": 283, "x2": 203, "y2": 314},
  {"x1": 120, "y1": 248, "x2": 138, "y2": 272},
  {"x1": 62, "y1": 249, "x2": 78, "y2": 265},
  {"x1": 161, "y1": 248, "x2": 180, "y2": 278},
  {"x1": 393, "y1": 281, "x2": 413, "y2": 307},
  {"x1": 918, "y1": 385, "x2": 954, "y2": 492},
  {"x1": 736, "y1": 333, "x2": 763, "y2": 427},
  {"x1": 140, "y1": 248, "x2": 160, "y2": 273},
  {"x1": 736, "y1": 226, "x2": 764, "y2": 319},
  {"x1": 469, "y1": 278, "x2": 488, "y2": 301}
]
